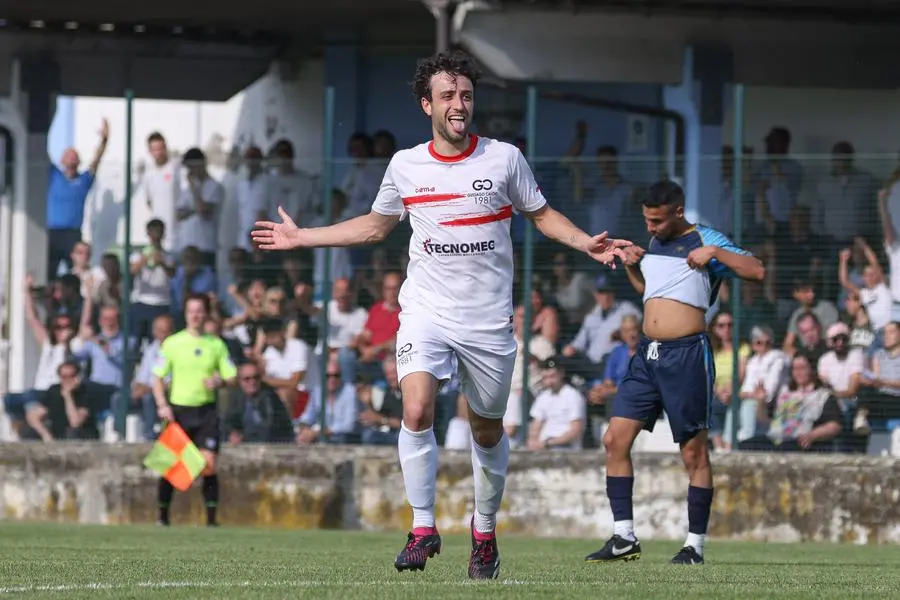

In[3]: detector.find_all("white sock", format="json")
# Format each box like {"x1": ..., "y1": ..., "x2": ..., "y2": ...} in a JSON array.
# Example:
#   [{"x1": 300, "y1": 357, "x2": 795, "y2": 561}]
[
  {"x1": 470, "y1": 433, "x2": 510, "y2": 534},
  {"x1": 614, "y1": 520, "x2": 636, "y2": 542},
  {"x1": 685, "y1": 532, "x2": 706, "y2": 555},
  {"x1": 398, "y1": 423, "x2": 438, "y2": 530}
]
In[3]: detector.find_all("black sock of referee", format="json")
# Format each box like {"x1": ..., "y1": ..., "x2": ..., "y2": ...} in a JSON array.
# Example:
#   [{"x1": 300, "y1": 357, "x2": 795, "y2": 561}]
[
  {"x1": 203, "y1": 475, "x2": 219, "y2": 525},
  {"x1": 158, "y1": 478, "x2": 174, "y2": 525}
]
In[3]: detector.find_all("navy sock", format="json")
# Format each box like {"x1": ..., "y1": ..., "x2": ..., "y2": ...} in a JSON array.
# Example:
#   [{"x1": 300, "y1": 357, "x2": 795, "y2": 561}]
[
  {"x1": 687, "y1": 485, "x2": 714, "y2": 535},
  {"x1": 606, "y1": 476, "x2": 634, "y2": 521}
]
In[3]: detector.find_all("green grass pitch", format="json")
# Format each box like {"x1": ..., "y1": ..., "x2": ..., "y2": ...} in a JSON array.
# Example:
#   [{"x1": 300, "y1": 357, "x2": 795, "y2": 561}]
[{"x1": 0, "y1": 523, "x2": 898, "y2": 599}]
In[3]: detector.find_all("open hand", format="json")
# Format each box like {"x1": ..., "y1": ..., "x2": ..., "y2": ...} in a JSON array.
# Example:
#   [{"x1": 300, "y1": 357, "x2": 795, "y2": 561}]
[
  {"x1": 584, "y1": 232, "x2": 632, "y2": 269},
  {"x1": 252, "y1": 207, "x2": 299, "y2": 251}
]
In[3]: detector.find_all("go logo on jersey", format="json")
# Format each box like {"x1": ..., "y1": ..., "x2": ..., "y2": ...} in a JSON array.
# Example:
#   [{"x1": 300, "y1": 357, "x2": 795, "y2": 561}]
[{"x1": 472, "y1": 179, "x2": 493, "y2": 191}]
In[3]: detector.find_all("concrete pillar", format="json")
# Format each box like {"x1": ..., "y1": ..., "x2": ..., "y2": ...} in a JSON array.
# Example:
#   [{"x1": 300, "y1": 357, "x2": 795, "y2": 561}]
[
  {"x1": 7, "y1": 57, "x2": 56, "y2": 393},
  {"x1": 662, "y1": 45, "x2": 733, "y2": 227}
]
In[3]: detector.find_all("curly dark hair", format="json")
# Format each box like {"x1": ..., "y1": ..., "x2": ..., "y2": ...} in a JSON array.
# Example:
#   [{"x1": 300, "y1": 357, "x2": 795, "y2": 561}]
[{"x1": 411, "y1": 50, "x2": 481, "y2": 102}]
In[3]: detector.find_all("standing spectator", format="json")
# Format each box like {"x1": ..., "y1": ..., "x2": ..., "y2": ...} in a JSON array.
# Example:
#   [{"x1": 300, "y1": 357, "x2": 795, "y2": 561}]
[
  {"x1": 813, "y1": 141, "x2": 880, "y2": 257},
  {"x1": 372, "y1": 130, "x2": 397, "y2": 162},
  {"x1": 341, "y1": 132, "x2": 382, "y2": 217},
  {"x1": 267, "y1": 139, "x2": 317, "y2": 224},
  {"x1": 839, "y1": 240, "x2": 892, "y2": 332},
  {"x1": 737, "y1": 325, "x2": 789, "y2": 444},
  {"x1": 46, "y1": 119, "x2": 109, "y2": 277},
  {"x1": 175, "y1": 148, "x2": 224, "y2": 268},
  {"x1": 525, "y1": 357, "x2": 586, "y2": 451},
  {"x1": 347, "y1": 272, "x2": 402, "y2": 382},
  {"x1": 23, "y1": 361, "x2": 104, "y2": 442},
  {"x1": 131, "y1": 314, "x2": 174, "y2": 441},
  {"x1": 129, "y1": 219, "x2": 175, "y2": 345},
  {"x1": 754, "y1": 126, "x2": 802, "y2": 240},
  {"x1": 358, "y1": 356, "x2": 404, "y2": 445},
  {"x1": 783, "y1": 281, "x2": 838, "y2": 356},
  {"x1": 817, "y1": 322, "x2": 864, "y2": 427},
  {"x1": 295, "y1": 355, "x2": 358, "y2": 445},
  {"x1": 877, "y1": 187, "x2": 900, "y2": 320},
  {"x1": 224, "y1": 361, "x2": 294, "y2": 444},
  {"x1": 236, "y1": 146, "x2": 270, "y2": 252},
  {"x1": 255, "y1": 318, "x2": 309, "y2": 414},
  {"x1": 131, "y1": 132, "x2": 180, "y2": 250}
]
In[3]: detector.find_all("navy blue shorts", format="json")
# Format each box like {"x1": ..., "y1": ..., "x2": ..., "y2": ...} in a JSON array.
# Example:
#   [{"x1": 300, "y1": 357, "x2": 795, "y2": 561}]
[{"x1": 611, "y1": 332, "x2": 714, "y2": 444}]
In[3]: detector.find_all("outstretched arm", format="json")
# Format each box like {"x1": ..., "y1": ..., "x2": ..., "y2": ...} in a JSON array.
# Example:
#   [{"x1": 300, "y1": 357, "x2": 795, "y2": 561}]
[
  {"x1": 253, "y1": 207, "x2": 401, "y2": 250},
  {"x1": 523, "y1": 205, "x2": 630, "y2": 267}
]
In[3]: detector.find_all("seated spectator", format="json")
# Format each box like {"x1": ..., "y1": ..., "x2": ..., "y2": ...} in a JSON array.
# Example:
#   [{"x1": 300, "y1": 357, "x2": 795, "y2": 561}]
[
  {"x1": 708, "y1": 311, "x2": 751, "y2": 451},
  {"x1": 129, "y1": 219, "x2": 175, "y2": 345},
  {"x1": 225, "y1": 279, "x2": 267, "y2": 347},
  {"x1": 506, "y1": 305, "x2": 555, "y2": 443},
  {"x1": 728, "y1": 278, "x2": 779, "y2": 343},
  {"x1": 22, "y1": 275, "x2": 80, "y2": 411},
  {"x1": 355, "y1": 246, "x2": 390, "y2": 309},
  {"x1": 23, "y1": 361, "x2": 104, "y2": 442},
  {"x1": 171, "y1": 246, "x2": 217, "y2": 322},
  {"x1": 131, "y1": 314, "x2": 174, "y2": 441},
  {"x1": 856, "y1": 321, "x2": 900, "y2": 434},
  {"x1": 561, "y1": 275, "x2": 640, "y2": 380},
  {"x1": 792, "y1": 312, "x2": 829, "y2": 364},
  {"x1": 224, "y1": 361, "x2": 294, "y2": 444},
  {"x1": 530, "y1": 288, "x2": 560, "y2": 346},
  {"x1": 737, "y1": 325, "x2": 788, "y2": 444},
  {"x1": 443, "y1": 393, "x2": 472, "y2": 451},
  {"x1": 346, "y1": 272, "x2": 402, "y2": 383},
  {"x1": 357, "y1": 356, "x2": 403, "y2": 445},
  {"x1": 67, "y1": 241, "x2": 104, "y2": 297},
  {"x1": 783, "y1": 280, "x2": 838, "y2": 355},
  {"x1": 49, "y1": 273, "x2": 84, "y2": 320},
  {"x1": 71, "y1": 304, "x2": 136, "y2": 413},
  {"x1": 325, "y1": 279, "x2": 368, "y2": 353},
  {"x1": 551, "y1": 251, "x2": 594, "y2": 329},
  {"x1": 526, "y1": 357, "x2": 586, "y2": 450},
  {"x1": 310, "y1": 188, "x2": 355, "y2": 297},
  {"x1": 295, "y1": 356, "x2": 358, "y2": 445},
  {"x1": 839, "y1": 239, "x2": 892, "y2": 332},
  {"x1": 740, "y1": 352, "x2": 842, "y2": 452},
  {"x1": 219, "y1": 247, "x2": 251, "y2": 317},
  {"x1": 94, "y1": 253, "x2": 123, "y2": 309},
  {"x1": 262, "y1": 286, "x2": 299, "y2": 339},
  {"x1": 254, "y1": 318, "x2": 309, "y2": 415},
  {"x1": 817, "y1": 321, "x2": 864, "y2": 414}
]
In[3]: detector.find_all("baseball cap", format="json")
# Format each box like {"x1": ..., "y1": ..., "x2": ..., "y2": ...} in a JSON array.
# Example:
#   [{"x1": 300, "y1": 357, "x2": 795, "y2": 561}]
[
  {"x1": 595, "y1": 274, "x2": 613, "y2": 292},
  {"x1": 540, "y1": 356, "x2": 561, "y2": 371},
  {"x1": 827, "y1": 322, "x2": 850, "y2": 340}
]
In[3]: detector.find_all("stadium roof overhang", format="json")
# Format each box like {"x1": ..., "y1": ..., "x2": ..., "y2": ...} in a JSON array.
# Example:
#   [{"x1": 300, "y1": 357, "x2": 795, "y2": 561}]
[
  {"x1": 451, "y1": 0, "x2": 900, "y2": 87},
  {"x1": 0, "y1": 0, "x2": 435, "y2": 100}
]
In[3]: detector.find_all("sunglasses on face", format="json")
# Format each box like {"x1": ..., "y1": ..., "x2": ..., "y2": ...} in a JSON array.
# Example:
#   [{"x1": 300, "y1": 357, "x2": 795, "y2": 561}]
[{"x1": 326, "y1": 373, "x2": 341, "y2": 379}]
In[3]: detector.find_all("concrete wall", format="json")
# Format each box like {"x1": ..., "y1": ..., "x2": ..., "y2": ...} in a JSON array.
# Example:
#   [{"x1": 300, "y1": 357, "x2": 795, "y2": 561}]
[{"x1": 2, "y1": 444, "x2": 899, "y2": 544}]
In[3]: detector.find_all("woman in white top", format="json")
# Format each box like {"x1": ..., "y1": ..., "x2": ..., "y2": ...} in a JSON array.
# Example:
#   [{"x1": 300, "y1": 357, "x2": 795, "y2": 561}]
[
  {"x1": 23, "y1": 275, "x2": 79, "y2": 403},
  {"x1": 737, "y1": 325, "x2": 789, "y2": 444}
]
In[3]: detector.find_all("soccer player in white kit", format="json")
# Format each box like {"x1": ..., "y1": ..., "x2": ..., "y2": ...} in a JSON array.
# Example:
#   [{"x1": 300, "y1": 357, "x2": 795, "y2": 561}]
[{"x1": 252, "y1": 51, "x2": 631, "y2": 579}]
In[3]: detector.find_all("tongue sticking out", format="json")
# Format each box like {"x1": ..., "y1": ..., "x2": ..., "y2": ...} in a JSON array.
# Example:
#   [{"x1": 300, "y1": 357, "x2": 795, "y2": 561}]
[{"x1": 448, "y1": 116, "x2": 466, "y2": 135}]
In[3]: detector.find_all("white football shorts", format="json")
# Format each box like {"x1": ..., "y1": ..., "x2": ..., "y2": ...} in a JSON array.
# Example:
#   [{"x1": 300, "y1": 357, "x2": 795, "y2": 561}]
[{"x1": 395, "y1": 312, "x2": 517, "y2": 420}]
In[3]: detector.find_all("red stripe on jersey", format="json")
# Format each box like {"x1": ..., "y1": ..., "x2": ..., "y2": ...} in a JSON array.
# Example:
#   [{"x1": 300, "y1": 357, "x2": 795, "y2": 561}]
[
  {"x1": 402, "y1": 193, "x2": 466, "y2": 207},
  {"x1": 428, "y1": 135, "x2": 479, "y2": 163},
  {"x1": 439, "y1": 204, "x2": 514, "y2": 227}
]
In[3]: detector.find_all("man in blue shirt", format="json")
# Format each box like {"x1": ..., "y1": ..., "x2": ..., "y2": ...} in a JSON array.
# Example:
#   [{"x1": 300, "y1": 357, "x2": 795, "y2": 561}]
[{"x1": 47, "y1": 119, "x2": 109, "y2": 278}]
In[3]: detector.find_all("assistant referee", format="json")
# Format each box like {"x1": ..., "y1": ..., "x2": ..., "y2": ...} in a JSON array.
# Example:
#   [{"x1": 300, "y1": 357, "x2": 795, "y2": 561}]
[{"x1": 152, "y1": 292, "x2": 237, "y2": 526}]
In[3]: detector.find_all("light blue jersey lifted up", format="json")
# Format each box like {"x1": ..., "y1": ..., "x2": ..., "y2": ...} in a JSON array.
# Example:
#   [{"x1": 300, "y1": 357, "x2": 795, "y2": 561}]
[{"x1": 640, "y1": 224, "x2": 750, "y2": 312}]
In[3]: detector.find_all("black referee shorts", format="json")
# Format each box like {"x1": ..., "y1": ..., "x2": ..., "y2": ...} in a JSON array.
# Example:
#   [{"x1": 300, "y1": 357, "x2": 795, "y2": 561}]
[{"x1": 172, "y1": 403, "x2": 220, "y2": 454}]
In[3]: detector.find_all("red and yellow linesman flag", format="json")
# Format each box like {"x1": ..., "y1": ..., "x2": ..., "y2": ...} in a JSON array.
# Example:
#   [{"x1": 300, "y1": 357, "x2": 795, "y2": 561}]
[{"x1": 143, "y1": 421, "x2": 206, "y2": 492}]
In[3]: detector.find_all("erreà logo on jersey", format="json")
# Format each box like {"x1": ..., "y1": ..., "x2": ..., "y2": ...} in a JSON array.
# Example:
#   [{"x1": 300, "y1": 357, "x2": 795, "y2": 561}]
[{"x1": 423, "y1": 239, "x2": 497, "y2": 256}]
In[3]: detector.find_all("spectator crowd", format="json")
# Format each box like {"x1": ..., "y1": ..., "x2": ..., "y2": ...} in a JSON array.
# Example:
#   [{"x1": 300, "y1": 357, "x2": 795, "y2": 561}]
[{"x1": 9, "y1": 120, "x2": 900, "y2": 456}]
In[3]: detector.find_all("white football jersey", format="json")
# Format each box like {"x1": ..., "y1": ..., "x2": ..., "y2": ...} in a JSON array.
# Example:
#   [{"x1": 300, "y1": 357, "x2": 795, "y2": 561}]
[{"x1": 371, "y1": 135, "x2": 547, "y2": 333}]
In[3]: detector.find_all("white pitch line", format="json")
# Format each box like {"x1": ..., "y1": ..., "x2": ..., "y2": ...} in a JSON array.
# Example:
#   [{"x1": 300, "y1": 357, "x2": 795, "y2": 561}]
[{"x1": 0, "y1": 578, "x2": 573, "y2": 594}]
